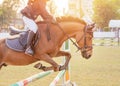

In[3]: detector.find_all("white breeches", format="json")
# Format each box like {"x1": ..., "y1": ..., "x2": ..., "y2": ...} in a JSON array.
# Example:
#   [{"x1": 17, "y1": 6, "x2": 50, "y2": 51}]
[{"x1": 22, "y1": 16, "x2": 38, "y2": 33}]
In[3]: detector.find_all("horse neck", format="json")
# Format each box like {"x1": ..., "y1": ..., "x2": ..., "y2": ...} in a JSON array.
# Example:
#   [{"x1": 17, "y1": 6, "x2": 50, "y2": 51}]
[
  {"x1": 59, "y1": 22, "x2": 85, "y2": 38},
  {"x1": 56, "y1": 22, "x2": 85, "y2": 44}
]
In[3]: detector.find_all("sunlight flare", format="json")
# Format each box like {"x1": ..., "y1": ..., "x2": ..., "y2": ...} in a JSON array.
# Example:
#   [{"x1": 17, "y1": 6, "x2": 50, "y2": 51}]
[
  {"x1": 53, "y1": 0, "x2": 69, "y2": 16},
  {"x1": 0, "y1": 0, "x2": 3, "y2": 4}
]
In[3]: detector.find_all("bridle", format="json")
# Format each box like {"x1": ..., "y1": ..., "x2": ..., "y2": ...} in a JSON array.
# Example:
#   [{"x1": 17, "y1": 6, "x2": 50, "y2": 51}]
[
  {"x1": 55, "y1": 22, "x2": 93, "y2": 52},
  {"x1": 77, "y1": 25, "x2": 93, "y2": 53}
]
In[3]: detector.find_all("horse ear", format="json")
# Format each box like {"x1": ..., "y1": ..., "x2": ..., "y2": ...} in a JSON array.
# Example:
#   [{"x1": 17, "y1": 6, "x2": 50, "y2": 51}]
[
  {"x1": 89, "y1": 23, "x2": 95, "y2": 27},
  {"x1": 87, "y1": 23, "x2": 95, "y2": 30},
  {"x1": 91, "y1": 23, "x2": 96, "y2": 31}
]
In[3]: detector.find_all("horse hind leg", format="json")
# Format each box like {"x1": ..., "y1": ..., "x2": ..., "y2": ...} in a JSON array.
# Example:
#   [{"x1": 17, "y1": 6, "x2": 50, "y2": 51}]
[{"x1": 0, "y1": 63, "x2": 7, "y2": 70}]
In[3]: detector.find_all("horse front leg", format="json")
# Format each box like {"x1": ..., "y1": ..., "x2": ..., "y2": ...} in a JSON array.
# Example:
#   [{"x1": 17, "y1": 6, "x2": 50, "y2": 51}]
[
  {"x1": 34, "y1": 54, "x2": 60, "y2": 72},
  {"x1": 34, "y1": 63, "x2": 53, "y2": 71},
  {"x1": 55, "y1": 51, "x2": 71, "y2": 71},
  {"x1": 0, "y1": 64, "x2": 2, "y2": 70}
]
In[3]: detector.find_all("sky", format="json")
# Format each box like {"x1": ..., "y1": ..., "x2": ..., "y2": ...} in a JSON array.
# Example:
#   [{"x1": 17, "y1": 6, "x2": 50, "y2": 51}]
[
  {"x1": 0, "y1": 0, "x2": 3, "y2": 4},
  {"x1": 0, "y1": 0, "x2": 81, "y2": 17}
]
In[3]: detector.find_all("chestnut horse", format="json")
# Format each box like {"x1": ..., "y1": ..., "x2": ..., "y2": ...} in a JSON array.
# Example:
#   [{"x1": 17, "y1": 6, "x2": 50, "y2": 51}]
[{"x1": 0, "y1": 17, "x2": 94, "y2": 71}]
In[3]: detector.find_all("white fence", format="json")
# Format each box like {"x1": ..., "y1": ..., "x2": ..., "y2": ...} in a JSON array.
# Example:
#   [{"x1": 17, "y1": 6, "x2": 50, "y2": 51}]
[
  {"x1": 0, "y1": 32, "x2": 119, "y2": 38},
  {"x1": 0, "y1": 33, "x2": 9, "y2": 39},
  {"x1": 93, "y1": 32, "x2": 120, "y2": 38},
  {"x1": 93, "y1": 32, "x2": 120, "y2": 46},
  {"x1": 0, "y1": 32, "x2": 120, "y2": 46}
]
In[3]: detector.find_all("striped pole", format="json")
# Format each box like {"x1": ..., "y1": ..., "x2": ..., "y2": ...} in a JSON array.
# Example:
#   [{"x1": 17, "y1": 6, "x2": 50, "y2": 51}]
[
  {"x1": 49, "y1": 70, "x2": 65, "y2": 86},
  {"x1": 64, "y1": 69, "x2": 70, "y2": 81},
  {"x1": 11, "y1": 70, "x2": 53, "y2": 86}
]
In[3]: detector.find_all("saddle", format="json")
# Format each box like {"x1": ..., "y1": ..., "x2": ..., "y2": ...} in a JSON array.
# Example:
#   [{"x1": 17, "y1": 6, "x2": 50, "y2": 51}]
[
  {"x1": 6, "y1": 23, "x2": 50, "y2": 52},
  {"x1": 9, "y1": 26, "x2": 26, "y2": 35},
  {"x1": 6, "y1": 26, "x2": 38, "y2": 52}
]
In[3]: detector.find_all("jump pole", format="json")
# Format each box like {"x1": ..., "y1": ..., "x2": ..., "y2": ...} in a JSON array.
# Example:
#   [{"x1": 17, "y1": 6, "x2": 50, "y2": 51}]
[
  {"x1": 49, "y1": 70, "x2": 65, "y2": 86},
  {"x1": 10, "y1": 70, "x2": 53, "y2": 86}
]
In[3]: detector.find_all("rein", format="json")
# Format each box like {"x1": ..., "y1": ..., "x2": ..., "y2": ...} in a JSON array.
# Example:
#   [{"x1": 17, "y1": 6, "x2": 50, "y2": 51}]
[
  {"x1": 37, "y1": 21, "x2": 92, "y2": 52},
  {"x1": 55, "y1": 22, "x2": 93, "y2": 52},
  {"x1": 37, "y1": 21, "x2": 78, "y2": 48},
  {"x1": 55, "y1": 23, "x2": 81, "y2": 52}
]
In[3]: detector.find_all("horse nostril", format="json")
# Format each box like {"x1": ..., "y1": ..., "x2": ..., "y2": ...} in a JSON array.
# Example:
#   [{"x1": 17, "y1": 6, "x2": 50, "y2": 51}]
[
  {"x1": 87, "y1": 54, "x2": 91, "y2": 58},
  {"x1": 82, "y1": 52, "x2": 92, "y2": 59}
]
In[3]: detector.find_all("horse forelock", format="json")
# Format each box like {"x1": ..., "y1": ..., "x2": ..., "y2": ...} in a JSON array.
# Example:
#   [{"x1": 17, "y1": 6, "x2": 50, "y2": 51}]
[{"x1": 56, "y1": 16, "x2": 87, "y2": 25}]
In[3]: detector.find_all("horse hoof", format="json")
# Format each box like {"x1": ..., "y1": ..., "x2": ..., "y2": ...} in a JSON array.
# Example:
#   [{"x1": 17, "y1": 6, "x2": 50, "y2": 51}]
[
  {"x1": 54, "y1": 65, "x2": 61, "y2": 72},
  {"x1": 34, "y1": 63, "x2": 42, "y2": 69},
  {"x1": 59, "y1": 65, "x2": 65, "y2": 71},
  {"x1": 42, "y1": 67, "x2": 48, "y2": 71}
]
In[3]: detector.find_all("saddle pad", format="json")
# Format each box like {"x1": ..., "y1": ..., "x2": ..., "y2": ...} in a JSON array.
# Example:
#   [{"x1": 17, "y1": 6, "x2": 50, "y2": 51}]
[{"x1": 6, "y1": 38, "x2": 26, "y2": 52}]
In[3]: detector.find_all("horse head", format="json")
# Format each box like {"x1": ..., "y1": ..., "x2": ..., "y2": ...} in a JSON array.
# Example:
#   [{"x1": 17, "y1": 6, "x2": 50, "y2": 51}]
[
  {"x1": 76, "y1": 23, "x2": 95, "y2": 59},
  {"x1": 55, "y1": 17, "x2": 95, "y2": 59}
]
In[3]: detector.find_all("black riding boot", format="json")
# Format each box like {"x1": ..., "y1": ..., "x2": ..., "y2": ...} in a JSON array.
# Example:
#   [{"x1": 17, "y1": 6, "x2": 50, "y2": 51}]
[{"x1": 25, "y1": 31, "x2": 35, "y2": 56}]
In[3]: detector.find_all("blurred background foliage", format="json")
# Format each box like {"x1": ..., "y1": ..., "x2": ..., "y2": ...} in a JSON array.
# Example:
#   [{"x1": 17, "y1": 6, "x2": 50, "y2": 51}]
[
  {"x1": 0, "y1": 0, "x2": 120, "y2": 31},
  {"x1": 92, "y1": 0, "x2": 120, "y2": 28},
  {"x1": 0, "y1": 0, "x2": 20, "y2": 30}
]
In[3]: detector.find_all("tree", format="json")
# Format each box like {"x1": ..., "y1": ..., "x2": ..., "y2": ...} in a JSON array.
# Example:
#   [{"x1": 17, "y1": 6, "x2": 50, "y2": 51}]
[
  {"x1": 92, "y1": 0, "x2": 120, "y2": 29},
  {"x1": 0, "y1": 0, "x2": 20, "y2": 30}
]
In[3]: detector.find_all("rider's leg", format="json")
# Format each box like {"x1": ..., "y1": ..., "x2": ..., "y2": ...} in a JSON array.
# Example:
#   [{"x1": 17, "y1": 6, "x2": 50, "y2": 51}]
[
  {"x1": 25, "y1": 30, "x2": 35, "y2": 55},
  {"x1": 23, "y1": 16, "x2": 38, "y2": 56}
]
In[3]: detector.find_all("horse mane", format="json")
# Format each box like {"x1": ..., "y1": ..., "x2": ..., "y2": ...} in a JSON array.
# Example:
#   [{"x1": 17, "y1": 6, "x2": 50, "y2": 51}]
[
  {"x1": 36, "y1": 16, "x2": 86, "y2": 25},
  {"x1": 56, "y1": 16, "x2": 87, "y2": 25}
]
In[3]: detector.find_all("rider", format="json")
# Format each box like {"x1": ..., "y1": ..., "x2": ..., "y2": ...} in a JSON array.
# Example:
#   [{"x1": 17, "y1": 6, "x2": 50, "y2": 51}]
[{"x1": 21, "y1": 0, "x2": 55, "y2": 56}]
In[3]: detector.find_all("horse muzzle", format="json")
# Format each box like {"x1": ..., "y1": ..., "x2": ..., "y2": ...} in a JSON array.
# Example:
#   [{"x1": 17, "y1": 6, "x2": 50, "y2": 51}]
[
  {"x1": 82, "y1": 53, "x2": 92, "y2": 59},
  {"x1": 81, "y1": 48, "x2": 92, "y2": 59}
]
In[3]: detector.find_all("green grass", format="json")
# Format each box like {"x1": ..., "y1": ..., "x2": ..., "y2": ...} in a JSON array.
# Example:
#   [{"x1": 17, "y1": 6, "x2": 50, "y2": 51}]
[{"x1": 0, "y1": 46, "x2": 120, "y2": 86}]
